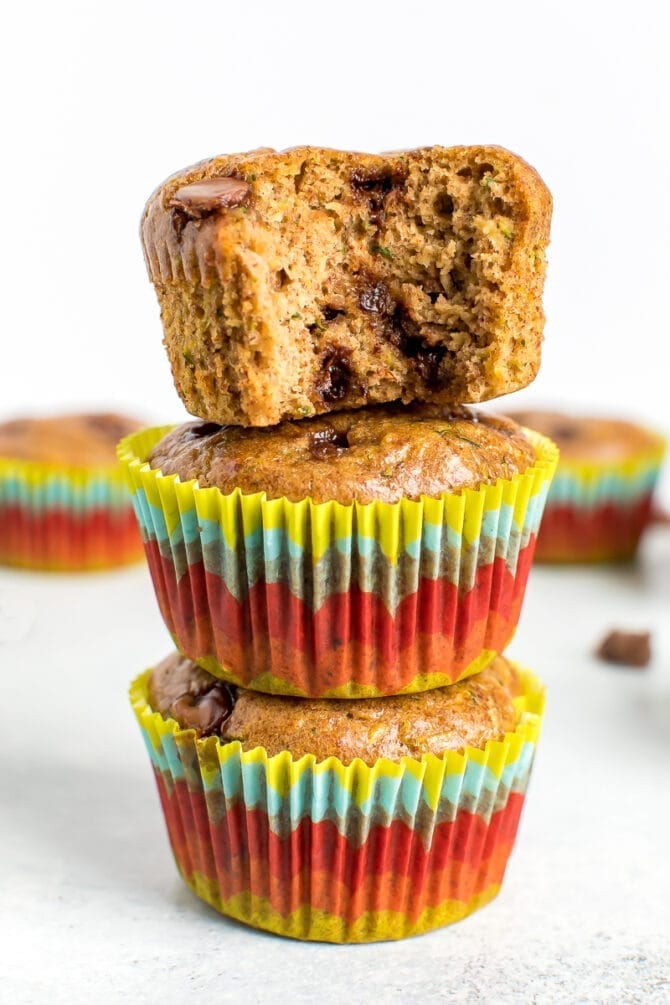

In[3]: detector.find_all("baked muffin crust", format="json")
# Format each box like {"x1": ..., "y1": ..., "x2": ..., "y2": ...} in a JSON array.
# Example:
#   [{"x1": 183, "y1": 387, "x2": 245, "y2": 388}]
[
  {"x1": 142, "y1": 145, "x2": 552, "y2": 426},
  {"x1": 0, "y1": 413, "x2": 141, "y2": 466},
  {"x1": 149, "y1": 652, "x2": 522, "y2": 763},
  {"x1": 148, "y1": 403, "x2": 536, "y2": 504},
  {"x1": 509, "y1": 410, "x2": 663, "y2": 462}
]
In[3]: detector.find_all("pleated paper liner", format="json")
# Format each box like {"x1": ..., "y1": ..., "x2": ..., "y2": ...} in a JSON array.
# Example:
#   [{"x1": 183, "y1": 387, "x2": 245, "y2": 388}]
[
  {"x1": 130, "y1": 662, "x2": 545, "y2": 943},
  {"x1": 0, "y1": 455, "x2": 143, "y2": 571},
  {"x1": 533, "y1": 436, "x2": 666, "y2": 562},
  {"x1": 119, "y1": 426, "x2": 557, "y2": 697}
]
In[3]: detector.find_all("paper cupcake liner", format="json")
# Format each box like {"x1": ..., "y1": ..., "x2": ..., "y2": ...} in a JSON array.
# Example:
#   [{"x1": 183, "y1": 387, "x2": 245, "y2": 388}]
[
  {"x1": 0, "y1": 456, "x2": 143, "y2": 571},
  {"x1": 130, "y1": 663, "x2": 544, "y2": 943},
  {"x1": 533, "y1": 439, "x2": 665, "y2": 562},
  {"x1": 119, "y1": 426, "x2": 557, "y2": 697}
]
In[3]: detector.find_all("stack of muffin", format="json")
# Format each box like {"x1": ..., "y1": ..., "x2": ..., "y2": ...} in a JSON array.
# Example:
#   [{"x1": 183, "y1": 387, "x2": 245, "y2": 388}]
[{"x1": 120, "y1": 145, "x2": 557, "y2": 942}]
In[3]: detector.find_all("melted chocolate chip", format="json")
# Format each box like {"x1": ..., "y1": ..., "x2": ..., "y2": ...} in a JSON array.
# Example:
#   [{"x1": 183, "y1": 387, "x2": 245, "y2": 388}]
[
  {"x1": 384, "y1": 309, "x2": 447, "y2": 388},
  {"x1": 413, "y1": 346, "x2": 447, "y2": 386},
  {"x1": 308, "y1": 425, "x2": 350, "y2": 459},
  {"x1": 315, "y1": 348, "x2": 353, "y2": 402},
  {"x1": 359, "y1": 280, "x2": 393, "y2": 315},
  {"x1": 350, "y1": 167, "x2": 406, "y2": 228},
  {"x1": 85, "y1": 414, "x2": 134, "y2": 442},
  {"x1": 170, "y1": 683, "x2": 237, "y2": 736},
  {"x1": 169, "y1": 176, "x2": 252, "y2": 224},
  {"x1": 186, "y1": 421, "x2": 223, "y2": 439},
  {"x1": 551, "y1": 423, "x2": 582, "y2": 442}
]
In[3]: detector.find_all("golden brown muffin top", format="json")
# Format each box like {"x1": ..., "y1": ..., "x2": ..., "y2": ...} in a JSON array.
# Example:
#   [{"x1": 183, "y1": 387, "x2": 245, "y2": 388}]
[
  {"x1": 148, "y1": 404, "x2": 536, "y2": 504},
  {"x1": 0, "y1": 413, "x2": 142, "y2": 466},
  {"x1": 509, "y1": 409, "x2": 663, "y2": 462},
  {"x1": 148, "y1": 652, "x2": 522, "y2": 764}
]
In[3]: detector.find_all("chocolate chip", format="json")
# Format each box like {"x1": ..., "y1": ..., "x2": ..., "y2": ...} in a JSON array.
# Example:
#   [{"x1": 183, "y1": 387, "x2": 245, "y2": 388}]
[
  {"x1": 384, "y1": 308, "x2": 447, "y2": 388},
  {"x1": 413, "y1": 346, "x2": 447, "y2": 386},
  {"x1": 595, "y1": 630, "x2": 652, "y2": 668},
  {"x1": 552, "y1": 423, "x2": 582, "y2": 442},
  {"x1": 308, "y1": 425, "x2": 350, "y2": 459},
  {"x1": 169, "y1": 177, "x2": 252, "y2": 221},
  {"x1": 186, "y1": 421, "x2": 223, "y2": 439},
  {"x1": 170, "y1": 683, "x2": 236, "y2": 736},
  {"x1": 85, "y1": 414, "x2": 134, "y2": 442},
  {"x1": 359, "y1": 280, "x2": 393, "y2": 315},
  {"x1": 350, "y1": 167, "x2": 406, "y2": 228},
  {"x1": 385, "y1": 305, "x2": 420, "y2": 349},
  {"x1": 315, "y1": 348, "x2": 352, "y2": 402}
]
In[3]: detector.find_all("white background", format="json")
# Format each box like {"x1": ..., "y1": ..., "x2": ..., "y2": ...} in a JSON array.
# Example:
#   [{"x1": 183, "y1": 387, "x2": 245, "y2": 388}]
[
  {"x1": 2, "y1": 0, "x2": 669, "y2": 467},
  {"x1": 2, "y1": 2, "x2": 670, "y2": 1002}
]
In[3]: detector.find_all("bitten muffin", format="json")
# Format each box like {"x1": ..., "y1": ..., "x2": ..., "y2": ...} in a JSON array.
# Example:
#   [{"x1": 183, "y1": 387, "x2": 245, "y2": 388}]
[
  {"x1": 119, "y1": 419, "x2": 557, "y2": 696},
  {"x1": 131, "y1": 655, "x2": 545, "y2": 941},
  {"x1": 142, "y1": 145, "x2": 552, "y2": 426},
  {"x1": 149, "y1": 650, "x2": 522, "y2": 763},
  {"x1": 0, "y1": 412, "x2": 144, "y2": 570},
  {"x1": 148, "y1": 403, "x2": 537, "y2": 505},
  {"x1": 510, "y1": 409, "x2": 666, "y2": 562}
]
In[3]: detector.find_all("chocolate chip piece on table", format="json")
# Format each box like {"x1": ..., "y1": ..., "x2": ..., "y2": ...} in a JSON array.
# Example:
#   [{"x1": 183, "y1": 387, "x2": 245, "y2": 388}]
[
  {"x1": 595, "y1": 630, "x2": 651, "y2": 668},
  {"x1": 169, "y1": 177, "x2": 252, "y2": 219}
]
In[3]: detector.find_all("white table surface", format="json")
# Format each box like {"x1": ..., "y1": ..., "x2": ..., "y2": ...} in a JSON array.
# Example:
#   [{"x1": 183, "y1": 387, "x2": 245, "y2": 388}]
[{"x1": 1, "y1": 529, "x2": 669, "y2": 1004}]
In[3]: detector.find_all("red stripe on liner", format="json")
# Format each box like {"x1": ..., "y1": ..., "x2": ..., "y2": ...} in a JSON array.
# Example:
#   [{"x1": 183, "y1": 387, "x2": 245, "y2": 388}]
[
  {"x1": 154, "y1": 773, "x2": 526, "y2": 921},
  {"x1": 536, "y1": 495, "x2": 654, "y2": 562},
  {"x1": 143, "y1": 539, "x2": 535, "y2": 693}
]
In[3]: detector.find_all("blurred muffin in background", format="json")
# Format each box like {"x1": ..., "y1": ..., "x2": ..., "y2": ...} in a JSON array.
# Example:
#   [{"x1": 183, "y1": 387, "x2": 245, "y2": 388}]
[
  {"x1": 509, "y1": 409, "x2": 666, "y2": 562},
  {"x1": 0, "y1": 412, "x2": 145, "y2": 570}
]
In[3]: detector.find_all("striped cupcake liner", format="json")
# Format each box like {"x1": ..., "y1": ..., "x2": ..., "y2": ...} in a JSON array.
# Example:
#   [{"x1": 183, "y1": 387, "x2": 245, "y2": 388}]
[
  {"x1": 130, "y1": 663, "x2": 545, "y2": 943},
  {"x1": 119, "y1": 426, "x2": 557, "y2": 697},
  {"x1": 0, "y1": 456, "x2": 143, "y2": 571},
  {"x1": 533, "y1": 438, "x2": 665, "y2": 562}
]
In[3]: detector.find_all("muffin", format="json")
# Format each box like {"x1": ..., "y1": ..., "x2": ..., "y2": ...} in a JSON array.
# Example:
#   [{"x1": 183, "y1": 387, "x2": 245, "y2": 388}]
[
  {"x1": 141, "y1": 145, "x2": 552, "y2": 426},
  {"x1": 132, "y1": 651, "x2": 545, "y2": 942},
  {"x1": 118, "y1": 405, "x2": 558, "y2": 696},
  {"x1": 509, "y1": 410, "x2": 666, "y2": 562},
  {"x1": 0, "y1": 412, "x2": 144, "y2": 570}
]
